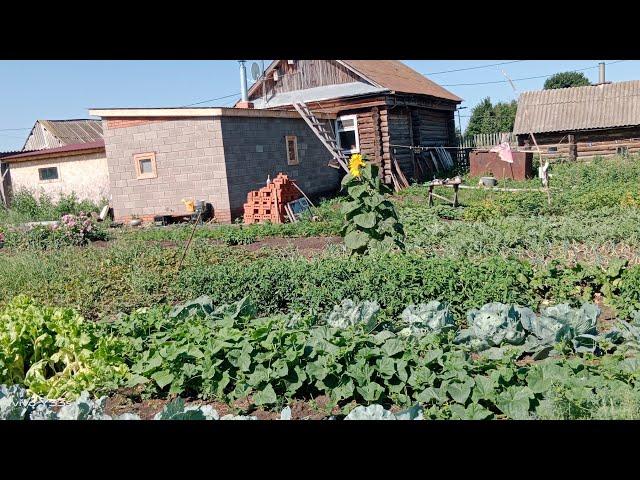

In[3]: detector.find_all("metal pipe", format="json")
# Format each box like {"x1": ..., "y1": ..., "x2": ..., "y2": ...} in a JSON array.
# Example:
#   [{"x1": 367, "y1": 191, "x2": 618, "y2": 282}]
[
  {"x1": 239, "y1": 61, "x2": 248, "y2": 102},
  {"x1": 599, "y1": 62, "x2": 605, "y2": 84}
]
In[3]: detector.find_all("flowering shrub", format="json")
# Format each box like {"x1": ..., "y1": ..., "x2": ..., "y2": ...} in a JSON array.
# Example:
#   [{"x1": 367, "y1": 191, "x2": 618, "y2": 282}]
[{"x1": 3, "y1": 212, "x2": 107, "y2": 250}]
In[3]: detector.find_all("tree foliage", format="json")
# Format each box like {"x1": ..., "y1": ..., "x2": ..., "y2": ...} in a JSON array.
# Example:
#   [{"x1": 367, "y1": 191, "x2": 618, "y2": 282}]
[
  {"x1": 543, "y1": 71, "x2": 591, "y2": 90},
  {"x1": 465, "y1": 97, "x2": 518, "y2": 136}
]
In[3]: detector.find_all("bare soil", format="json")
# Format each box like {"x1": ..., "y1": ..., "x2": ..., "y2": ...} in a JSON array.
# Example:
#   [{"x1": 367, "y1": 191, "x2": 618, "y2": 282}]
[
  {"x1": 104, "y1": 389, "x2": 334, "y2": 420},
  {"x1": 240, "y1": 236, "x2": 342, "y2": 256}
]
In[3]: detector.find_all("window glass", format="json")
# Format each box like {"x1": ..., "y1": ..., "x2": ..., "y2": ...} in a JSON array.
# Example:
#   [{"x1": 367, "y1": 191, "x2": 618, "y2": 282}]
[
  {"x1": 338, "y1": 130, "x2": 357, "y2": 151},
  {"x1": 139, "y1": 159, "x2": 153, "y2": 174},
  {"x1": 38, "y1": 167, "x2": 59, "y2": 181}
]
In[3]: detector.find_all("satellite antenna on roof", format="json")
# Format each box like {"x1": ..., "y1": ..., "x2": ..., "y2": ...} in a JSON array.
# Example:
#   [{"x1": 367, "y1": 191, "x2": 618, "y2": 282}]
[{"x1": 251, "y1": 62, "x2": 261, "y2": 82}]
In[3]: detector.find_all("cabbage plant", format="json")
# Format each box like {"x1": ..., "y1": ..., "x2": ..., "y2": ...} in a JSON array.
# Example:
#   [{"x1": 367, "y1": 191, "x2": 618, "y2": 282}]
[
  {"x1": 325, "y1": 299, "x2": 380, "y2": 331},
  {"x1": 455, "y1": 303, "x2": 527, "y2": 351},
  {"x1": 399, "y1": 301, "x2": 455, "y2": 336}
]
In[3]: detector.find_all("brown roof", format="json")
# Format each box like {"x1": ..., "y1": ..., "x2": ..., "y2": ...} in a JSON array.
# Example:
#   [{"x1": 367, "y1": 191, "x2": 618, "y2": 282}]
[
  {"x1": 341, "y1": 60, "x2": 462, "y2": 102},
  {"x1": 2, "y1": 140, "x2": 104, "y2": 162},
  {"x1": 513, "y1": 80, "x2": 640, "y2": 135}
]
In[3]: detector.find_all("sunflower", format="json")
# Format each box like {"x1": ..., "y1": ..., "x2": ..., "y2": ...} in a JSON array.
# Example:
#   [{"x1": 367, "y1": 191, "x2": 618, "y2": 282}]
[{"x1": 349, "y1": 154, "x2": 366, "y2": 178}]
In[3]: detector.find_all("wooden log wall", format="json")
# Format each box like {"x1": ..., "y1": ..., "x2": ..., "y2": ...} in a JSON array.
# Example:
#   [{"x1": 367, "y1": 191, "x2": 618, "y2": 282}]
[{"x1": 517, "y1": 126, "x2": 640, "y2": 160}]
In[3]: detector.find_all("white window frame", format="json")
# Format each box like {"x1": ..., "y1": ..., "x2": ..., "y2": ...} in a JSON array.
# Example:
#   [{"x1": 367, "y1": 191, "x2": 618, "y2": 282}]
[{"x1": 335, "y1": 114, "x2": 360, "y2": 154}]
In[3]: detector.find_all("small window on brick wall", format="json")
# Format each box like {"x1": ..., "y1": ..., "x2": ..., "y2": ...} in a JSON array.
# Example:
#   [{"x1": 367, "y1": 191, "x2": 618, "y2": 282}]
[
  {"x1": 134, "y1": 152, "x2": 157, "y2": 179},
  {"x1": 286, "y1": 136, "x2": 299, "y2": 165},
  {"x1": 38, "y1": 166, "x2": 59, "y2": 182}
]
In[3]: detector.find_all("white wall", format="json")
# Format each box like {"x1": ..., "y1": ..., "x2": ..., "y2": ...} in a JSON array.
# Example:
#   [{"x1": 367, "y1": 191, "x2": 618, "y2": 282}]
[{"x1": 8, "y1": 152, "x2": 110, "y2": 204}]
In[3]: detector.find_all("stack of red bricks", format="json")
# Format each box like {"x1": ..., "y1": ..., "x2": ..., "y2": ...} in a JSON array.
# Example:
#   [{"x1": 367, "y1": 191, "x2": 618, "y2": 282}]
[{"x1": 243, "y1": 173, "x2": 301, "y2": 224}]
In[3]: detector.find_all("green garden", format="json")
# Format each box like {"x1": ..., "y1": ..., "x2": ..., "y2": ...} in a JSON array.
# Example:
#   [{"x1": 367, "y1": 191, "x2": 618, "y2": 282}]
[{"x1": 2, "y1": 155, "x2": 640, "y2": 420}]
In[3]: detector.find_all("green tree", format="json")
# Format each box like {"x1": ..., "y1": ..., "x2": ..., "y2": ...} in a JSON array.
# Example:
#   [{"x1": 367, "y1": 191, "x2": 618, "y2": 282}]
[
  {"x1": 493, "y1": 100, "x2": 517, "y2": 132},
  {"x1": 544, "y1": 71, "x2": 591, "y2": 90},
  {"x1": 465, "y1": 97, "x2": 495, "y2": 136},
  {"x1": 465, "y1": 98, "x2": 517, "y2": 136}
]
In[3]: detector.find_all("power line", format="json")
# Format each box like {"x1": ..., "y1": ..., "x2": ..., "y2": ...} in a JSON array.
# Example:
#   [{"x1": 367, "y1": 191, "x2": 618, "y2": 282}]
[
  {"x1": 440, "y1": 60, "x2": 629, "y2": 87},
  {"x1": 182, "y1": 92, "x2": 240, "y2": 107},
  {"x1": 424, "y1": 60, "x2": 523, "y2": 76},
  {"x1": 0, "y1": 127, "x2": 30, "y2": 132}
]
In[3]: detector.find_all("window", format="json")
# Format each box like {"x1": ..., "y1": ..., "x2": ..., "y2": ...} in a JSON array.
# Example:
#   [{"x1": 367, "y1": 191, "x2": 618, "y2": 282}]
[
  {"x1": 286, "y1": 136, "x2": 299, "y2": 165},
  {"x1": 38, "y1": 167, "x2": 59, "y2": 182},
  {"x1": 336, "y1": 115, "x2": 359, "y2": 154},
  {"x1": 617, "y1": 146, "x2": 629, "y2": 156},
  {"x1": 547, "y1": 146, "x2": 558, "y2": 153},
  {"x1": 134, "y1": 152, "x2": 157, "y2": 179}
]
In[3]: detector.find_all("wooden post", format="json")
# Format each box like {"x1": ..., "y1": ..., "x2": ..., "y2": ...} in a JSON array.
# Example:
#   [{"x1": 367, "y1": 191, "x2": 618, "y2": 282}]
[
  {"x1": 453, "y1": 184, "x2": 459, "y2": 207},
  {"x1": 568, "y1": 134, "x2": 577, "y2": 161},
  {"x1": 428, "y1": 185, "x2": 434, "y2": 206}
]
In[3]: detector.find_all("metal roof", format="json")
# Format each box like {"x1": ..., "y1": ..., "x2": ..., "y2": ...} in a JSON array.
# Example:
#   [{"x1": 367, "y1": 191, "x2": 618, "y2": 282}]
[
  {"x1": 3, "y1": 140, "x2": 104, "y2": 162},
  {"x1": 250, "y1": 82, "x2": 389, "y2": 109},
  {"x1": 342, "y1": 60, "x2": 462, "y2": 102},
  {"x1": 513, "y1": 80, "x2": 640, "y2": 135},
  {"x1": 23, "y1": 119, "x2": 103, "y2": 151},
  {"x1": 246, "y1": 60, "x2": 462, "y2": 105}
]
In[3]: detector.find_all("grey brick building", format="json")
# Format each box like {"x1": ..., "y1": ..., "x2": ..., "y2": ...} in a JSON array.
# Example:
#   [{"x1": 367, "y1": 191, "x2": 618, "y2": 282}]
[{"x1": 89, "y1": 108, "x2": 341, "y2": 223}]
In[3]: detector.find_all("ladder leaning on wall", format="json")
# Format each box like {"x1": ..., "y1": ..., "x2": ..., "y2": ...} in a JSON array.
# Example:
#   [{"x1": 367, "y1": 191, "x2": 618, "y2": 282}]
[{"x1": 292, "y1": 102, "x2": 349, "y2": 174}]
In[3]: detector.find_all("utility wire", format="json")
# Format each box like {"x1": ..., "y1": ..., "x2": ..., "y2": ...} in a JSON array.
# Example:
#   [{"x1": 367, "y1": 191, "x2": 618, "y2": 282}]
[
  {"x1": 182, "y1": 92, "x2": 240, "y2": 107},
  {"x1": 0, "y1": 127, "x2": 30, "y2": 132},
  {"x1": 440, "y1": 60, "x2": 628, "y2": 87},
  {"x1": 424, "y1": 60, "x2": 523, "y2": 75}
]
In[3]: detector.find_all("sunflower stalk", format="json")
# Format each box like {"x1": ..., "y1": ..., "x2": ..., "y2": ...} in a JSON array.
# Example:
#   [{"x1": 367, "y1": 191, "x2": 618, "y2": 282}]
[{"x1": 341, "y1": 154, "x2": 405, "y2": 255}]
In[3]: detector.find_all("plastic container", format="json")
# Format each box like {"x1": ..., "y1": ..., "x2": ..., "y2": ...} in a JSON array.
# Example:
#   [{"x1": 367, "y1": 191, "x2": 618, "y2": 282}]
[
  {"x1": 182, "y1": 199, "x2": 196, "y2": 213},
  {"x1": 480, "y1": 176, "x2": 498, "y2": 187}
]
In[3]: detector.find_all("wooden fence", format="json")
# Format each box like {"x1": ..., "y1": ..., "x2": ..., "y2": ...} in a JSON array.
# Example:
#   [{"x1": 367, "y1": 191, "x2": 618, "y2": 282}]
[{"x1": 457, "y1": 132, "x2": 517, "y2": 149}]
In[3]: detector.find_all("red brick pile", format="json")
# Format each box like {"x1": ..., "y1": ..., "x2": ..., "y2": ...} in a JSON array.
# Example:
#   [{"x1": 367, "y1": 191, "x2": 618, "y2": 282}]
[{"x1": 243, "y1": 173, "x2": 301, "y2": 224}]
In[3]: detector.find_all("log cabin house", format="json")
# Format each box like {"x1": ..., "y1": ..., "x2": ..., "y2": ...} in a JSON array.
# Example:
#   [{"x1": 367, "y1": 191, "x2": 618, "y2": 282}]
[
  {"x1": 238, "y1": 60, "x2": 462, "y2": 184},
  {"x1": 513, "y1": 80, "x2": 640, "y2": 160}
]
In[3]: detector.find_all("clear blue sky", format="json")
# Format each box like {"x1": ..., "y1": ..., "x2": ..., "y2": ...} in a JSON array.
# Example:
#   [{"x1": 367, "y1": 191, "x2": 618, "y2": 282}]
[{"x1": 1, "y1": 60, "x2": 638, "y2": 151}]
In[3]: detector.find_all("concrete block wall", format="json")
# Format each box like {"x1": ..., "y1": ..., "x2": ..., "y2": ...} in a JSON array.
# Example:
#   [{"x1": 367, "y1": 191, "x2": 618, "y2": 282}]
[
  {"x1": 220, "y1": 116, "x2": 341, "y2": 217},
  {"x1": 103, "y1": 117, "x2": 232, "y2": 222}
]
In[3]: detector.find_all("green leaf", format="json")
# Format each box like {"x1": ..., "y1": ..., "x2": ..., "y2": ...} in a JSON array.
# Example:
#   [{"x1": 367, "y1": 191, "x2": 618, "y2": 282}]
[
  {"x1": 151, "y1": 370, "x2": 175, "y2": 389},
  {"x1": 447, "y1": 378, "x2": 474, "y2": 404},
  {"x1": 526, "y1": 364, "x2": 554, "y2": 394},
  {"x1": 496, "y1": 386, "x2": 535, "y2": 419},
  {"x1": 357, "y1": 382, "x2": 384, "y2": 402},
  {"x1": 347, "y1": 184, "x2": 367, "y2": 199},
  {"x1": 381, "y1": 338, "x2": 405, "y2": 357},
  {"x1": 450, "y1": 403, "x2": 493, "y2": 420},
  {"x1": 471, "y1": 375, "x2": 496, "y2": 403},
  {"x1": 353, "y1": 212, "x2": 377, "y2": 229},
  {"x1": 253, "y1": 384, "x2": 277, "y2": 406},
  {"x1": 344, "y1": 230, "x2": 369, "y2": 252},
  {"x1": 375, "y1": 357, "x2": 396, "y2": 378}
]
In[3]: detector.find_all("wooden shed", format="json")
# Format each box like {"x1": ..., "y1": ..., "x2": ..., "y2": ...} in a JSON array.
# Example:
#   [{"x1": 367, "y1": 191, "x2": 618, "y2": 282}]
[
  {"x1": 240, "y1": 60, "x2": 462, "y2": 184},
  {"x1": 514, "y1": 80, "x2": 640, "y2": 160}
]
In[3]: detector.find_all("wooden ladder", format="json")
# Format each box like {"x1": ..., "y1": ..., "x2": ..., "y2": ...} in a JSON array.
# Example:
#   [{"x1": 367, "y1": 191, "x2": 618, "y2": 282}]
[{"x1": 293, "y1": 102, "x2": 349, "y2": 173}]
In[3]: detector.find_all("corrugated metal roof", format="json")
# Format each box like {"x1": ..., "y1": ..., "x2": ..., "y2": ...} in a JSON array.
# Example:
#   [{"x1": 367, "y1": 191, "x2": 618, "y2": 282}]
[
  {"x1": 246, "y1": 60, "x2": 462, "y2": 106},
  {"x1": 3, "y1": 140, "x2": 104, "y2": 162},
  {"x1": 23, "y1": 119, "x2": 103, "y2": 151},
  {"x1": 250, "y1": 82, "x2": 389, "y2": 109},
  {"x1": 513, "y1": 80, "x2": 640, "y2": 135},
  {"x1": 342, "y1": 60, "x2": 463, "y2": 102}
]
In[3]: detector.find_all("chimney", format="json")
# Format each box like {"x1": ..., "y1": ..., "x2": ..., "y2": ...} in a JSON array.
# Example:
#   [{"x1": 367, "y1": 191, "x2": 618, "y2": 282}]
[
  {"x1": 236, "y1": 60, "x2": 254, "y2": 109},
  {"x1": 599, "y1": 62, "x2": 605, "y2": 84}
]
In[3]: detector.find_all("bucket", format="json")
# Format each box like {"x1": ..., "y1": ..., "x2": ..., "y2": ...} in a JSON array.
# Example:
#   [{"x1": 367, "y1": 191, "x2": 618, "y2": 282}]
[
  {"x1": 182, "y1": 199, "x2": 195, "y2": 213},
  {"x1": 480, "y1": 176, "x2": 497, "y2": 187}
]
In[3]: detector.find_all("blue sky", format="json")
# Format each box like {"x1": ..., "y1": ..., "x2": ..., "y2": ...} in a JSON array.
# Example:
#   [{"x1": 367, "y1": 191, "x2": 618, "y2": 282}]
[{"x1": 1, "y1": 59, "x2": 637, "y2": 151}]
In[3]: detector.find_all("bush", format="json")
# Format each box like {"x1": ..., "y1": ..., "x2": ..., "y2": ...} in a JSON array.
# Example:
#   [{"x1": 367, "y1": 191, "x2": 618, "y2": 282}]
[
  {"x1": 3, "y1": 212, "x2": 108, "y2": 250},
  {"x1": 3, "y1": 189, "x2": 103, "y2": 224}
]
